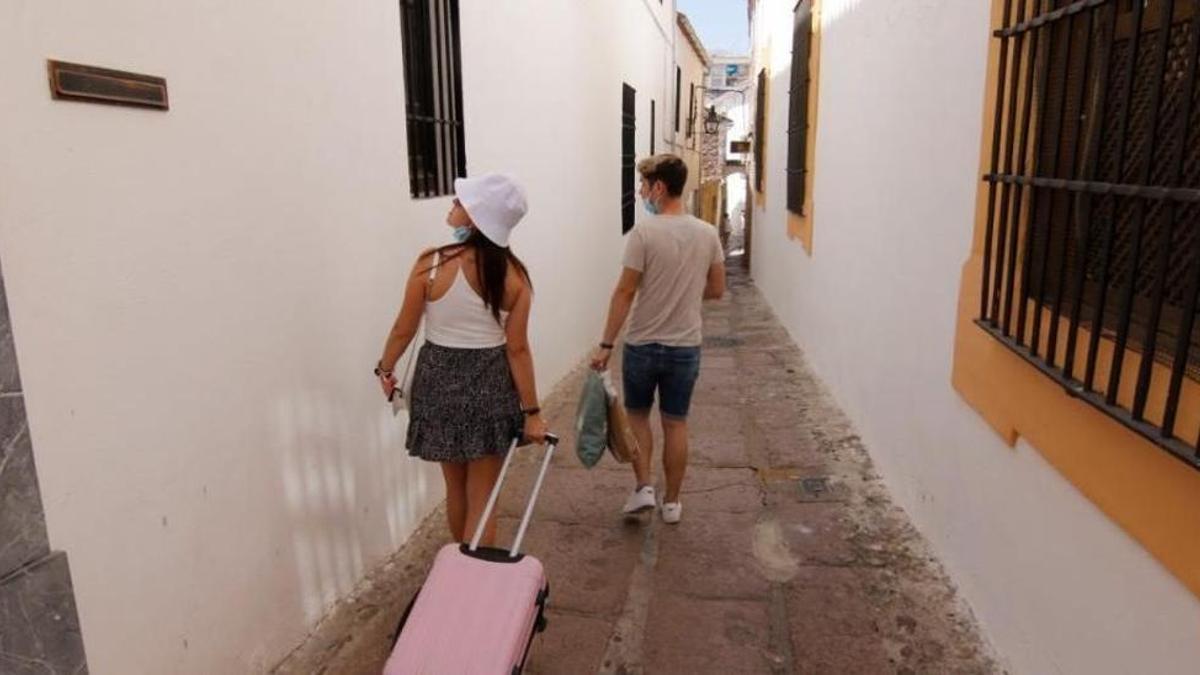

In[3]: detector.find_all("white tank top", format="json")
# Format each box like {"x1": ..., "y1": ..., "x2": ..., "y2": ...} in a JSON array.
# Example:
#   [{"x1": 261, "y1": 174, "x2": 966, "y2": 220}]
[{"x1": 424, "y1": 253, "x2": 508, "y2": 349}]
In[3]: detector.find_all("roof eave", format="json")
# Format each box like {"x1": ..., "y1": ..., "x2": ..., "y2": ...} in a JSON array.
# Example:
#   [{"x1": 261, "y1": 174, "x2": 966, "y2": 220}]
[{"x1": 676, "y1": 12, "x2": 712, "y2": 68}]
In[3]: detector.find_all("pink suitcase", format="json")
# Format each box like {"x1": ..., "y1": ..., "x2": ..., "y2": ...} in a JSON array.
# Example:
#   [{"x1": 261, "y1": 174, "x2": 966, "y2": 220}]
[{"x1": 384, "y1": 434, "x2": 559, "y2": 675}]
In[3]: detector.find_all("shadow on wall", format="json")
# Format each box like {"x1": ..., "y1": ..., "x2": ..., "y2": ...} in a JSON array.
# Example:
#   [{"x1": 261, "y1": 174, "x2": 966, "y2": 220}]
[{"x1": 272, "y1": 385, "x2": 432, "y2": 624}]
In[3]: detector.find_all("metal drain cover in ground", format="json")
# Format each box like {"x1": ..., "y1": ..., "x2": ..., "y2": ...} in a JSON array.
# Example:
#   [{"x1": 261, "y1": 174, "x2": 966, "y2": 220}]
[{"x1": 799, "y1": 477, "x2": 829, "y2": 497}]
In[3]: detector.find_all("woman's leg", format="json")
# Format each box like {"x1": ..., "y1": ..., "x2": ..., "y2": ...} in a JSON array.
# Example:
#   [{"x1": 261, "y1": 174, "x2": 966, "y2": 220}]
[
  {"x1": 463, "y1": 453, "x2": 506, "y2": 547},
  {"x1": 440, "y1": 462, "x2": 469, "y2": 542}
]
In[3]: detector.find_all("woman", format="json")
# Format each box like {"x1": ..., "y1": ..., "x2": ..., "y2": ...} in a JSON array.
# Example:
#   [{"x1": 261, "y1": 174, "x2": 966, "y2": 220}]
[{"x1": 375, "y1": 174, "x2": 548, "y2": 547}]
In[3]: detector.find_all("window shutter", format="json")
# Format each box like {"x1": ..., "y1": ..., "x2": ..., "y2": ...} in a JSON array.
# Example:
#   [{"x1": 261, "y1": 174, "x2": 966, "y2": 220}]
[
  {"x1": 786, "y1": 0, "x2": 813, "y2": 215},
  {"x1": 622, "y1": 84, "x2": 637, "y2": 234}
]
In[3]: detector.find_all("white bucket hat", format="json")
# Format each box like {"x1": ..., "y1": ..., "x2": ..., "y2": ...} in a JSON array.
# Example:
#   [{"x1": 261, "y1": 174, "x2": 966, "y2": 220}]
[{"x1": 454, "y1": 174, "x2": 528, "y2": 248}]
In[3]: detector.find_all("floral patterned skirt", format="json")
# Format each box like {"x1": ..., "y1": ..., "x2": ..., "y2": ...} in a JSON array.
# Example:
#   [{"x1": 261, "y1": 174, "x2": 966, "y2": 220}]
[{"x1": 405, "y1": 342, "x2": 523, "y2": 463}]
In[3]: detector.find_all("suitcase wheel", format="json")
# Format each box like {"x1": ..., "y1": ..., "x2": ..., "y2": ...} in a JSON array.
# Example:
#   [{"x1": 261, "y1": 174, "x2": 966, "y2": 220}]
[{"x1": 535, "y1": 614, "x2": 548, "y2": 633}]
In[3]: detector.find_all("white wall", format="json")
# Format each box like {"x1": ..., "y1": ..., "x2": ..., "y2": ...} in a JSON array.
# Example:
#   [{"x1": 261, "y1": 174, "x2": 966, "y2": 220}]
[
  {"x1": 627, "y1": 0, "x2": 677, "y2": 171},
  {"x1": 668, "y1": 19, "x2": 707, "y2": 202},
  {"x1": 726, "y1": 173, "x2": 747, "y2": 238},
  {"x1": 604, "y1": 0, "x2": 677, "y2": 230},
  {"x1": 0, "y1": 0, "x2": 673, "y2": 672},
  {"x1": 748, "y1": 0, "x2": 1200, "y2": 673},
  {"x1": 718, "y1": 94, "x2": 751, "y2": 162}
]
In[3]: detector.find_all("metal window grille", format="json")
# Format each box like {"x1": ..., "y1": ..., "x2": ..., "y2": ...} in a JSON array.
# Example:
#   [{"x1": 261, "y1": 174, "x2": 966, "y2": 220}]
[
  {"x1": 755, "y1": 68, "x2": 767, "y2": 192},
  {"x1": 622, "y1": 83, "x2": 637, "y2": 234},
  {"x1": 651, "y1": 99, "x2": 656, "y2": 155},
  {"x1": 979, "y1": 0, "x2": 1200, "y2": 470},
  {"x1": 400, "y1": 0, "x2": 467, "y2": 199},
  {"x1": 675, "y1": 66, "x2": 683, "y2": 133},
  {"x1": 688, "y1": 82, "x2": 697, "y2": 139},
  {"x1": 787, "y1": 0, "x2": 814, "y2": 215}
]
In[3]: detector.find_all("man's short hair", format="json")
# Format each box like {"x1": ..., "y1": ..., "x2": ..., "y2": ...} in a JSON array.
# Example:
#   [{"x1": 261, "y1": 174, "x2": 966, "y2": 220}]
[{"x1": 637, "y1": 154, "x2": 688, "y2": 197}]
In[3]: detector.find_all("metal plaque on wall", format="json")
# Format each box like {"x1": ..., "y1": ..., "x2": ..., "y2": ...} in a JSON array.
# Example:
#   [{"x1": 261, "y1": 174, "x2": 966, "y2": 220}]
[{"x1": 47, "y1": 60, "x2": 168, "y2": 110}]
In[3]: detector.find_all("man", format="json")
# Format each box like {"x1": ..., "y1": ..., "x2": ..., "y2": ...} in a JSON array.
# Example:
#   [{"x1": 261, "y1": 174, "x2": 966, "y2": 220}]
[{"x1": 591, "y1": 154, "x2": 726, "y2": 524}]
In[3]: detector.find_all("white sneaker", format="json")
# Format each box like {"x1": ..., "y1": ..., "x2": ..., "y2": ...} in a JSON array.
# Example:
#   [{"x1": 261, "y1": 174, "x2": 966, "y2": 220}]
[
  {"x1": 661, "y1": 502, "x2": 682, "y2": 524},
  {"x1": 622, "y1": 486, "x2": 657, "y2": 515}
]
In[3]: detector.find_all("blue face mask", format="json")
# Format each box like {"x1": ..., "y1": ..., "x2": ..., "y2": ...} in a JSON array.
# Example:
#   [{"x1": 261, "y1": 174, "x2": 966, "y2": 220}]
[
  {"x1": 642, "y1": 197, "x2": 660, "y2": 215},
  {"x1": 451, "y1": 225, "x2": 472, "y2": 243}
]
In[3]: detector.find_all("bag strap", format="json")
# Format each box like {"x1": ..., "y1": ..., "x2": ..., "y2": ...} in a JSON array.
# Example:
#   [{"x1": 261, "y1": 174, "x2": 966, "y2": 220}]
[{"x1": 427, "y1": 251, "x2": 441, "y2": 288}]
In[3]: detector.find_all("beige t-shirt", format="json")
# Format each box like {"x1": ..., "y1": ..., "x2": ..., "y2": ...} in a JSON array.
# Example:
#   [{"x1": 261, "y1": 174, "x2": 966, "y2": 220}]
[{"x1": 622, "y1": 214, "x2": 724, "y2": 347}]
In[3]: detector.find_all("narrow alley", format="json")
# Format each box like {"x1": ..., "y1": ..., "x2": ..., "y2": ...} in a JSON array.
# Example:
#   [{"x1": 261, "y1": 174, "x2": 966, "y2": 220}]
[
  {"x1": 273, "y1": 259, "x2": 999, "y2": 674},
  {"x1": 8, "y1": 1, "x2": 1200, "y2": 672}
]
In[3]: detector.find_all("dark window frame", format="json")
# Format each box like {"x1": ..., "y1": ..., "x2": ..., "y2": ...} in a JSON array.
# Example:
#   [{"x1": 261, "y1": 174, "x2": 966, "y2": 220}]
[
  {"x1": 787, "y1": 0, "x2": 814, "y2": 216},
  {"x1": 754, "y1": 68, "x2": 767, "y2": 193},
  {"x1": 651, "y1": 99, "x2": 656, "y2": 155},
  {"x1": 978, "y1": 0, "x2": 1200, "y2": 470},
  {"x1": 622, "y1": 83, "x2": 637, "y2": 234},
  {"x1": 675, "y1": 66, "x2": 683, "y2": 133},
  {"x1": 400, "y1": 0, "x2": 467, "y2": 199},
  {"x1": 687, "y1": 81, "x2": 697, "y2": 139}
]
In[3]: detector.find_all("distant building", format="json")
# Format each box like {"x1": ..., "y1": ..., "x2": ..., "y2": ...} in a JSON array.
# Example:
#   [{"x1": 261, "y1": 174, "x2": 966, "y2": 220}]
[
  {"x1": 670, "y1": 12, "x2": 712, "y2": 215},
  {"x1": 707, "y1": 52, "x2": 752, "y2": 90}
]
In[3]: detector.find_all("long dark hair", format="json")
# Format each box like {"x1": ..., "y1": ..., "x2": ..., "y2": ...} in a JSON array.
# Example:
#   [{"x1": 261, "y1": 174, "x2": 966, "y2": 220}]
[{"x1": 425, "y1": 229, "x2": 532, "y2": 323}]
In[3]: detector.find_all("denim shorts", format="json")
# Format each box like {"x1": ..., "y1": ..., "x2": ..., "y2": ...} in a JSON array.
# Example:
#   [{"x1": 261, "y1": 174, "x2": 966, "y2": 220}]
[{"x1": 622, "y1": 342, "x2": 702, "y2": 419}]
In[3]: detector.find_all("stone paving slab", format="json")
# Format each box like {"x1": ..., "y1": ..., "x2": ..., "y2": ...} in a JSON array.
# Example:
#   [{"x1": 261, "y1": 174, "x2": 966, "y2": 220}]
[
  {"x1": 495, "y1": 517, "x2": 641, "y2": 619},
  {"x1": 497, "y1": 466, "x2": 635, "y2": 527},
  {"x1": 655, "y1": 514, "x2": 774, "y2": 601},
  {"x1": 677, "y1": 467, "x2": 762, "y2": 514},
  {"x1": 759, "y1": 426, "x2": 833, "y2": 470},
  {"x1": 525, "y1": 610, "x2": 612, "y2": 674},
  {"x1": 272, "y1": 260, "x2": 1001, "y2": 675},
  {"x1": 643, "y1": 595, "x2": 779, "y2": 674},
  {"x1": 765, "y1": 501, "x2": 861, "y2": 568}
]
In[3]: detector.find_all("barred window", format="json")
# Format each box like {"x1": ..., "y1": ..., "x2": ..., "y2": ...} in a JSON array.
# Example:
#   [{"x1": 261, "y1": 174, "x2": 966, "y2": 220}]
[
  {"x1": 979, "y1": 0, "x2": 1200, "y2": 468},
  {"x1": 675, "y1": 66, "x2": 683, "y2": 133},
  {"x1": 622, "y1": 83, "x2": 637, "y2": 234},
  {"x1": 400, "y1": 0, "x2": 467, "y2": 199},
  {"x1": 651, "y1": 99, "x2": 657, "y2": 155},
  {"x1": 754, "y1": 68, "x2": 767, "y2": 193},
  {"x1": 687, "y1": 82, "x2": 697, "y2": 139},
  {"x1": 787, "y1": 0, "x2": 814, "y2": 215}
]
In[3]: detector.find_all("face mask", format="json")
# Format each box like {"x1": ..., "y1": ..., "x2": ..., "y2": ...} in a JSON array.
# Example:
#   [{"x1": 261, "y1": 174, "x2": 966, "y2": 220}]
[
  {"x1": 451, "y1": 225, "x2": 472, "y2": 243},
  {"x1": 642, "y1": 197, "x2": 660, "y2": 215}
]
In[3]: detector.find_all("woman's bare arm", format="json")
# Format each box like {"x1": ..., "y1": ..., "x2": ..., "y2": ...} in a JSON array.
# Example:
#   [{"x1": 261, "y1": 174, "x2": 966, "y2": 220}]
[
  {"x1": 504, "y1": 273, "x2": 547, "y2": 441},
  {"x1": 377, "y1": 251, "x2": 434, "y2": 390}
]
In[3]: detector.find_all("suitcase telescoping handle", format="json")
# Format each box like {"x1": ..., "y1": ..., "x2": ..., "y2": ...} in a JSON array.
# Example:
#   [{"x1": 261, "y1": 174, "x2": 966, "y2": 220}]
[{"x1": 468, "y1": 432, "x2": 560, "y2": 557}]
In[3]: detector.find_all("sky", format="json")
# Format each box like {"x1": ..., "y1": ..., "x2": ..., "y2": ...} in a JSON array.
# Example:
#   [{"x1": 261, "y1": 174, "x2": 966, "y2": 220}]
[{"x1": 677, "y1": 0, "x2": 749, "y2": 56}]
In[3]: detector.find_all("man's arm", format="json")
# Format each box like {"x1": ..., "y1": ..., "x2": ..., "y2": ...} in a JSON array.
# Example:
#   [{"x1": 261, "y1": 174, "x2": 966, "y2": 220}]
[
  {"x1": 602, "y1": 267, "x2": 642, "y2": 343},
  {"x1": 591, "y1": 267, "x2": 642, "y2": 370},
  {"x1": 704, "y1": 260, "x2": 726, "y2": 300}
]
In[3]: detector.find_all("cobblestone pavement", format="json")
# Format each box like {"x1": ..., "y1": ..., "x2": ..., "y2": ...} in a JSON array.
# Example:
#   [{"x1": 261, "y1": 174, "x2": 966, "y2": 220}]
[{"x1": 273, "y1": 260, "x2": 1001, "y2": 675}]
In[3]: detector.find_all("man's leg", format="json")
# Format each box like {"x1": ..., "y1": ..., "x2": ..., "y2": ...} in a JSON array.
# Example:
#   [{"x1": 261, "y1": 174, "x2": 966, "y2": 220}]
[
  {"x1": 656, "y1": 346, "x2": 701, "y2": 522},
  {"x1": 661, "y1": 416, "x2": 689, "y2": 503},
  {"x1": 628, "y1": 409, "x2": 654, "y2": 488},
  {"x1": 621, "y1": 408, "x2": 658, "y2": 514},
  {"x1": 621, "y1": 343, "x2": 659, "y2": 514}
]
